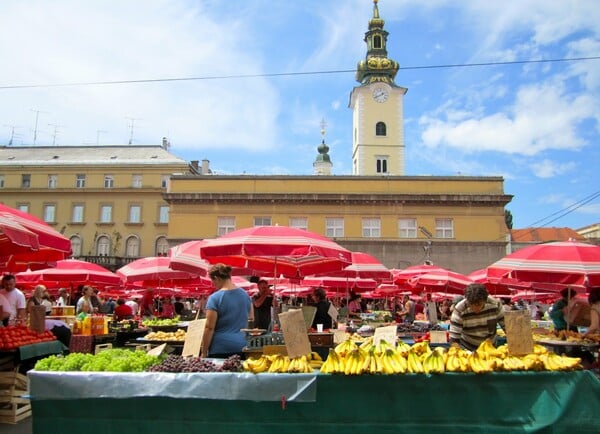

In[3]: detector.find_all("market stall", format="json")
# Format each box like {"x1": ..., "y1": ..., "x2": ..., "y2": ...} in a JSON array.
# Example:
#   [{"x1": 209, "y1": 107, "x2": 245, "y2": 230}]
[{"x1": 28, "y1": 370, "x2": 599, "y2": 434}]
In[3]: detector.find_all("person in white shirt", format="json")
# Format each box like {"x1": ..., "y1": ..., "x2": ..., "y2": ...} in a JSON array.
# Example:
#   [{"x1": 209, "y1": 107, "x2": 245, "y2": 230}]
[
  {"x1": 125, "y1": 297, "x2": 139, "y2": 316},
  {"x1": 0, "y1": 292, "x2": 10, "y2": 325},
  {"x1": 1, "y1": 274, "x2": 26, "y2": 325},
  {"x1": 56, "y1": 288, "x2": 70, "y2": 306}
]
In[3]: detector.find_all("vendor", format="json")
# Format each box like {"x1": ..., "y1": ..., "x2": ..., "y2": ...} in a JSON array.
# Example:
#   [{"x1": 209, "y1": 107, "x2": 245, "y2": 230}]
[
  {"x1": 252, "y1": 279, "x2": 277, "y2": 330},
  {"x1": 309, "y1": 287, "x2": 332, "y2": 330},
  {"x1": 449, "y1": 283, "x2": 505, "y2": 351},
  {"x1": 45, "y1": 318, "x2": 72, "y2": 347},
  {"x1": 584, "y1": 286, "x2": 600, "y2": 337},
  {"x1": 549, "y1": 287, "x2": 578, "y2": 332}
]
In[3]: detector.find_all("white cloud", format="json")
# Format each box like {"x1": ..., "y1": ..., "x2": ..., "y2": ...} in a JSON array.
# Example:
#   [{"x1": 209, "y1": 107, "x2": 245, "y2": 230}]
[
  {"x1": 529, "y1": 159, "x2": 577, "y2": 179},
  {"x1": 419, "y1": 79, "x2": 596, "y2": 155}
]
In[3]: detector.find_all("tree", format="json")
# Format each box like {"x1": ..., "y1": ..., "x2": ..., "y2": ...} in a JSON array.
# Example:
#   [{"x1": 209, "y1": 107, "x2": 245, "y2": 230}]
[{"x1": 504, "y1": 209, "x2": 513, "y2": 230}]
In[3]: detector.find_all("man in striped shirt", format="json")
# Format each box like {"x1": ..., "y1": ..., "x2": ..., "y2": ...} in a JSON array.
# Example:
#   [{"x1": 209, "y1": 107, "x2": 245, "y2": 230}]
[{"x1": 449, "y1": 284, "x2": 505, "y2": 351}]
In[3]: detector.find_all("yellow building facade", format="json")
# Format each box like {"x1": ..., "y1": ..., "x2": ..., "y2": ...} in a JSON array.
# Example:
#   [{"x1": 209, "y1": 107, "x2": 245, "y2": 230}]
[
  {"x1": 165, "y1": 175, "x2": 511, "y2": 274},
  {"x1": 0, "y1": 144, "x2": 195, "y2": 270}
]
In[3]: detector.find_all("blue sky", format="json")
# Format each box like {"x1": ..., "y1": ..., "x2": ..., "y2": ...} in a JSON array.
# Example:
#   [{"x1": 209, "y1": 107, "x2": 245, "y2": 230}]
[{"x1": 0, "y1": 0, "x2": 598, "y2": 230}]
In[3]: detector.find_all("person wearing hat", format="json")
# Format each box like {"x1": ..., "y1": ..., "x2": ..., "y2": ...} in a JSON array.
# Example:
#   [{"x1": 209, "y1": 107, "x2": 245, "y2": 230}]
[{"x1": 449, "y1": 284, "x2": 505, "y2": 351}]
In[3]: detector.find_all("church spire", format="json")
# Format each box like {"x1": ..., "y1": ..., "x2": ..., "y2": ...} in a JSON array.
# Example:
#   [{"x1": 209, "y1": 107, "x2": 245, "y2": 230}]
[
  {"x1": 313, "y1": 119, "x2": 332, "y2": 175},
  {"x1": 355, "y1": 0, "x2": 399, "y2": 86}
]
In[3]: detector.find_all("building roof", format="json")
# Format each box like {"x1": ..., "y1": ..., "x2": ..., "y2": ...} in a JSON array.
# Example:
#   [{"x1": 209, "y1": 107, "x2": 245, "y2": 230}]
[
  {"x1": 0, "y1": 145, "x2": 189, "y2": 166},
  {"x1": 511, "y1": 227, "x2": 586, "y2": 243}
]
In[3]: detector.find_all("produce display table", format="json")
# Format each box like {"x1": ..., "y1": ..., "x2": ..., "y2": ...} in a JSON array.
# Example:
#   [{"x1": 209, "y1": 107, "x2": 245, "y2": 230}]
[
  {"x1": 28, "y1": 370, "x2": 599, "y2": 434},
  {"x1": 0, "y1": 341, "x2": 66, "y2": 370}
]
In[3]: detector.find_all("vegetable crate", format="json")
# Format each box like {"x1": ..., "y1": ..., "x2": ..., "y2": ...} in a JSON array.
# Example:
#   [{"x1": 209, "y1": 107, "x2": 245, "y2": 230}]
[{"x1": 0, "y1": 372, "x2": 31, "y2": 424}]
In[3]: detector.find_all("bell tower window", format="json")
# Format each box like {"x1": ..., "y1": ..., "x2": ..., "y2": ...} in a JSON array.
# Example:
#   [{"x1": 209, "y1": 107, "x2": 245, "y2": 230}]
[
  {"x1": 376, "y1": 157, "x2": 388, "y2": 174},
  {"x1": 376, "y1": 122, "x2": 387, "y2": 136},
  {"x1": 374, "y1": 35, "x2": 382, "y2": 49}
]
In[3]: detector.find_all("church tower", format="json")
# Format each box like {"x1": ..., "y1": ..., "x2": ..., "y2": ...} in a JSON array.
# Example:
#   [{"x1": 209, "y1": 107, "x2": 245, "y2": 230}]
[
  {"x1": 313, "y1": 119, "x2": 332, "y2": 175},
  {"x1": 350, "y1": 0, "x2": 407, "y2": 176}
]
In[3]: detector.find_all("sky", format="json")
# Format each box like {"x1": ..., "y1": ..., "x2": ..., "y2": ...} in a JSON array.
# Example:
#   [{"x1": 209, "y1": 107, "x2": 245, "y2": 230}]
[{"x1": 0, "y1": 0, "x2": 599, "y2": 230}]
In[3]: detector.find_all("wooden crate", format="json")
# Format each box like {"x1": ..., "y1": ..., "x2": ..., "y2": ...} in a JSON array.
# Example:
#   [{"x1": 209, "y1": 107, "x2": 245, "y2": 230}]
[{"x1": 0, "y1": 372, "x2": 31, "y2": 424}]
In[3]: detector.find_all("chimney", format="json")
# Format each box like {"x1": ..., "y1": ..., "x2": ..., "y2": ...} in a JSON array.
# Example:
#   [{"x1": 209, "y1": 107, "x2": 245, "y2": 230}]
[
  {"x1": 190, "y1": 160, "x2": 199, "y2": 173},
  {"x1": 161, "y1": 137, "x2": 170, "y2": 150},
  {"x1": 202, "y1": 159, "x2": 211, "y2": 175}
]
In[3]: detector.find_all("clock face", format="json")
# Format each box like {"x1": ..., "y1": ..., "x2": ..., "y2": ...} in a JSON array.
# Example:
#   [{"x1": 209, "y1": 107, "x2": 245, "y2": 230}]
[{"x1": 372, "y1": 87, "x2": 389, "y2": 103}]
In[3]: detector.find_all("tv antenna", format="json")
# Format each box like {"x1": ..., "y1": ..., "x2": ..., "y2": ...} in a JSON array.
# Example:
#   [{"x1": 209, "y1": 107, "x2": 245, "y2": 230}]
[
  {"x1": 3, "y1": 124, "x2": 21, "y2": 146},
  {"x1": 126, "y1": 117, "x2": 141, "y2": 145},
  {"x1": 30, "y1": 108, "x2": 48, "y2": 145},
  {"x1": 48, "y1": 123, "x2": 64, "y2": 146}
]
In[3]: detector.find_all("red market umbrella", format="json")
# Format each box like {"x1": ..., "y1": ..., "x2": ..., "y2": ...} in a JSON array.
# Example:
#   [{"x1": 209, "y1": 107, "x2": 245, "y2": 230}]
[
  {"x1": 168, "y1": 240, "x2": 214, "y2": 275},
  {"x1": 407, "y1": 268, "x2": 474, "y2": 293},
  {"x1": 326, "y1": 251, "x2": 392, "y2": 281},
  {"x1": 0, "y1": 204, "x2": 72, "y2": 271},
  {"x1": 16, "y1": 259, "x2": 121, "y2": 288},
  {"x1": 392, "y1": 264, "x2": 444, "y2": 285},
  {"x1": 301, "y1": 276, "x2": 378, "y2": 292},
  {"x1": 195, "y1": 225, "x2": 353, "y2": 278},
  {"x1": 117, "y1": 256, "x2": 208, "y2": 286},
  {"x1": 0, "y1": 215, "x2": 40, "y2": 253},
  {"x1": 487, "y1": 241, "x2": 600, "y2": 289}
]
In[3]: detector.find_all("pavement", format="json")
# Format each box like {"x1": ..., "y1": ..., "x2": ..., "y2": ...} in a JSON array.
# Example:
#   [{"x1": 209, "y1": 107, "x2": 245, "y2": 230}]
[{"x1": 3, "y1": 417, "x2": 32, "y2": 433}]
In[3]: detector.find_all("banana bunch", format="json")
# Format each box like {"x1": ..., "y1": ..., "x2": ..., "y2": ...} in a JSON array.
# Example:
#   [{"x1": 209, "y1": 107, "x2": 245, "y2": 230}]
[
  {"x1": 376, "y1": 348, "x2": 407, "y2": 374},
  {"x1": 411, "y1": 341, "x2": 432, "y2": 358},
  {"x1": 320, "y1": 348, "x2": 345, "y2": 374},
  {"x1": 468, "y1": 351, "x2": 494, "y2": 374},
  {"x1": 499, "y1": 356, "x2": 527, "y2": 371},
  {"x1": 476, "y1": 339, "x2": 504, "y2": 359},
  {"x1": 540, "y1": 352, "x2": 582, "y2": 371},
  {"x1": 396, "y1": 341, "x2": 412, "y2": 357},
  {"x1": 309, "y1": 352, "x2": 324, "y2": 370},
  {"x1": 422, "y1": 347, "x2": 445, "y2": 374},
  {"x1": 359, "y1": 336, "x2": 374, "y2": 351},
  {"x1": 407, "y1": 349, "x2": 425, "y2": 373},
  {"x1": 373, "y1": 339, "x2": 395, "y2": 356},
  {"x1": 445, "y1": 345, "x2": 471, "y2": 372},
  {"x1": 243, "y1": 356, "x2": 271, "y2": 373},
  {"x1": 334, "y1": 338, "x2": 358, "y2": 358},
  {"x1": 521, "y1": 354, "x2": 544, "y2": 371},
  {"x1": 343, "y1": 348, "x2": 368, "y2": 375}
]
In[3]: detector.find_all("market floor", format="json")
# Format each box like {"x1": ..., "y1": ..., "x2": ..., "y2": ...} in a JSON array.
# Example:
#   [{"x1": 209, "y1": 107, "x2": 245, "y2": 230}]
[{"x1": 2, "y1": 417, "x2": 32, "y2": 434}]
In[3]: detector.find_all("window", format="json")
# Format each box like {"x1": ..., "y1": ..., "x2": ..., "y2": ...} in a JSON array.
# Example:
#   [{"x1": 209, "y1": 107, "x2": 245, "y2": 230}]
[
  {"x1": 435, "y1": 218, "x2": 454, "y2": 239},
  {"x1": 72, "y1": 205, "x2": 84, "y2": 223},
  {"x1": 96, "y1": 235, "x2": 110, "y2": 256},
  {"x1": 17, "y1": 203, "x2": 29, "y2": 213},
  {"x1": 0, "y1": 175, "x2": 4, "y2": 188},
  {"x1": 362, "y1": 218, "x2": 381, "y2": 238},
  {"x1": 132, "y1": 174, "x2": 143, "y2": 188},
  {"x1": 376, "y1": 157, "x2": 388, "y2": 174},
  {"x1": 21, "y1": 174, "x2": 31, "y2": 188},
  {"x1": 161, "y1": 175, "x2": 170, "y2": 189},
  {"x1": 100, "y1": 205, "x2": 112, "y2": 223},
  {"x1": 128, "y1": 205, "x2": 141, "y2": 223},
  {"x1": 398, "y1": 218, "x2": 417, "y2": 238},
  {"x1": 48, "y1": 174, "x2": 58, "y2": 189},
  {"x1": 104, "y1": 175, "x2": 114, "y2": 188},
  {"x1": 217, "y1": 217, "x2": 236, "y2": 236},
  {"x1": 253, "y1": 217, "x2": 272, "y2": 226},
  {"x1": 155, "y1": 237, "x2": 169, "y2": 256},
  {"x1": 43, "y1": 204, "x2": 56, "y2": 223},
  {"x1": 70, "y1": 235, "x2": 82, "y2": 257},
  {"x1": 289, "y1": 217, "x2": 308, "y2": 231},
  {"x1": 76, "y1": 174, "x2": 86, "y2": 188},
  {"x1": 125, "y1": 236, "x2": 140, "y2": 257},
  {"x1": 374, "y1": 34, "x2": 382, "y2": 49},
  {"x1": 326, "y1": 218, "x2": 344, "y2": 238},
  {"x1": 159, "y1": 206, "x2": 169, "y2": 224},
  {"x1": 375, "y1": 122, "x2": 387, "y2": 136}
]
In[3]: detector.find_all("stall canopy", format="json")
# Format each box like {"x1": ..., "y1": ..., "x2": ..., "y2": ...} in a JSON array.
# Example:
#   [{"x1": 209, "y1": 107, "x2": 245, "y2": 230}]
[
  {"x1": 16, "y1": 259, "x2": 121, "y2": 290},
  {"x1": 192, "y1": 225, "x2": 353, "y2": 279},
  {"x1": 486, "y1": 240, "x2": 600, "y2": 290}
]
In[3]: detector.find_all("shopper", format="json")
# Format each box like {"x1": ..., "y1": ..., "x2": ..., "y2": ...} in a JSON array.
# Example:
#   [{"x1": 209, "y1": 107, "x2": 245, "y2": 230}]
[
  {"x1": 114, "y1": 298, "x2": 134, "y2": 320},
  {"x1": 309, "y1": 287, "x2": 333, "y2": 330},
  {"x1": 584, "y1": 287, "x2": 600, "y2": 337},
  {"x1": 201, "y1": 263, "x2": 252, "y2": 358},
  {"x1": 76, "y1": 285, "x2": 95, "y2": 315}
]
